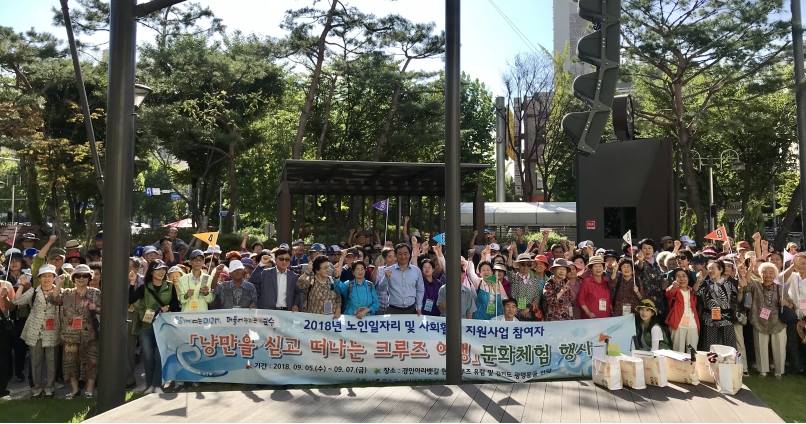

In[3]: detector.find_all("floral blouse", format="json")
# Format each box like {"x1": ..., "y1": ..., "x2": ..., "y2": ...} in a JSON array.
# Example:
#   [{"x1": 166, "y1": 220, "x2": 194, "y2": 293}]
[
  {"x1": 12, "y1": 286, "x2": 62, "y2": 347},
  {"x1": 542, "y1": 278, "x2": 575, "y2": 321},
  {"x1": 298, "y1": 276, "x2": 342, "y2": 315},
  {"x1": 609, "y1": 275, "x2": 643, "y2": 317},
  {"x1": 639, "y1": 260, "x2": 668, "y2": 316},
  {"x1": 48, "y1": 287, "x2": 102, "y2": 344}
]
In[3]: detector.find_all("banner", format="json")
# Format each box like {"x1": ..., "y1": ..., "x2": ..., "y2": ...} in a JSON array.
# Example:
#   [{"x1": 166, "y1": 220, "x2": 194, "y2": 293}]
[{"x1": 154, "y1": 311, "x2": 635, "y2": 385}]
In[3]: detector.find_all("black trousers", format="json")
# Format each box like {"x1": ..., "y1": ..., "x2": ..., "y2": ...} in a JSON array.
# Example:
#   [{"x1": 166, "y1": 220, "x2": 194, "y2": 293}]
[
  {"x1": 386, "y1": 304, "x2": 417, "y2": 315},
  {"x1": 0, "y1": 323, "x2": 12, "y2": 393},
  {"x1": 12, "y1": 317, "x2": 27, "y2": 377}
]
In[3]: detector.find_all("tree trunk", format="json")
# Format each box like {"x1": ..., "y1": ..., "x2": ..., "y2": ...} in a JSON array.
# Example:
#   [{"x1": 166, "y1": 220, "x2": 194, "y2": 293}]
[
  {"x1": 678, "y1": 134, "x2": 706, "y2": 243},
  {"x1": 373, "y1": 58, "x2": 412, "y2": 161},
  {"x1": 292, "y1": 0, "x2": 338, "y2": 159},
  {"x1": 225, "y1": 144, "x2": 237, "y2": 234},
  {"x1": 316, "y1": 76, "x2": 337, "y2": 160},
  {"x1": 21, "y1": 154, "x2": 44, "y2": 227},
  {"x1": 774, "y1": 182, "x2": 801, "y2": 252}
]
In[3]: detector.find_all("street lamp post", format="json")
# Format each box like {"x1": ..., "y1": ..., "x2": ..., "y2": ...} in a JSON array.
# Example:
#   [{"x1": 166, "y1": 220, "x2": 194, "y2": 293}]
[{"x1": 692, "y1": 149, "x2": 745, "y2": 232}]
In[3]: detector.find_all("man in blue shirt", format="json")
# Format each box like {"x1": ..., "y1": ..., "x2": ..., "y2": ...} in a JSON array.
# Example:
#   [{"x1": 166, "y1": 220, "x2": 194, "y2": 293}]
[
  {"x1": 290, "y1": 240, "x2": 308, "y2": 266},
  {"x1": 376, "y1": 243, "x2": 424, "y2": 315}
]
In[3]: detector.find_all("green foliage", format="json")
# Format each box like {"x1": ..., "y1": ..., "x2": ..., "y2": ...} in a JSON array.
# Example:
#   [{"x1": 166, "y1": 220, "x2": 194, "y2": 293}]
[
  {"x1": 680, "y1": 207, "x2": 698, "y2": 239},
  {"x1": 734, "y1": 201, "x2": 765, "y2": 242}
]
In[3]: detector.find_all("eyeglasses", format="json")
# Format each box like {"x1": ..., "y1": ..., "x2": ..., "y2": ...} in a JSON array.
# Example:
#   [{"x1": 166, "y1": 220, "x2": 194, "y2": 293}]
[
  {"x1": 276, "y1": 257, "x2": 291, "y2": 262},
  {"x1": 73, "y1": 274, "x2": 91, "y2": 279},
  {"x1": 677, "y1": 256, "x2": 689, "y2": 261}
]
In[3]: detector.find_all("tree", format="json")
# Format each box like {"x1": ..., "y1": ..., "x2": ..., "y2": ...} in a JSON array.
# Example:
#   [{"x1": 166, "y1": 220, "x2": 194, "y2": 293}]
[
  {"x1": 502, "y1": 48, "x2": 582, "y2": 202},
  {"x1": 621, "y1": 0, "x2": 790, "y2": 242}
]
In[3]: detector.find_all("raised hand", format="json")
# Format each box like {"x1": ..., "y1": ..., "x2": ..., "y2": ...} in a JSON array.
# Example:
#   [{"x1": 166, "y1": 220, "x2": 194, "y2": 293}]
[
  {"x1": 385, "y1": 268, "x2": 392, "y2": 279},
  {"x1": 674, "y1": 240, "x2": 681, "y2": 250},
  {"x1": 752, "y1": 232, "x2": 762, "y2": 242},
  {"x1": 542, "y1": 229, "x2": 550, "y2": 240},
  {"x1": 242, "y1": 233, "x2": 249, "y2": 240},
  {"x1": 636, "y1": 250, "x2": 645, "y2": 262},
  {"x1": 516, "y1": 228, "x2": 523, "y2": 237},
  {"x1": 404, "y1": 216, "x2": 410, "y2": 223},
  {"x1": 48, "y1": 235, "x2": 57, "y2": 244}
]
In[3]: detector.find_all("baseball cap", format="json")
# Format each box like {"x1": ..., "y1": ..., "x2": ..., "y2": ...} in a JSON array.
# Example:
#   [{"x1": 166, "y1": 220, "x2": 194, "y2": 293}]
[
  {"x1": 595, "y1": 248, "x2": 606, "y2": 255},
  {"x1": 328, "y1": 245, "x2": 342, "y2": 255},
  {"x1": 279, "y1": 243, "x2": 290, "y2": 249},
  {"x1": 143, "y1": 246, "x2": 158, "y2": 255},
  {"x1": 660, "y1": 236, "x2": 673, "y2": 242},
  {"x1": 187, "y1": 249, "x2": 205, "y2": 260},
  {"x1": 134, "y1": 246, "x2": 145, "y2": 257},
  {"x1": 309, "y1": 243, "x2": 326, "y2": 252},
  {"x1": 680, "y1": 235, "x2": 696, "y2": 247},
  {"x1": 292, "y1": 239, "x2": 304, "y2": 246},
  {"x1": 24, "y1": 248, "x2": 37, "y2": 257},
  {"x1": 578, "y1": 240, "x2": 594, "y2": 249},
  {"x1": 240, "y1": 258, "x2": 255, "y2": 269},
  {"x1": 489, "y1": 243, "x2": 500, "y2": 251},
  {"x1": 4, "y1": 248, "x2": 21, "y2": 257}
]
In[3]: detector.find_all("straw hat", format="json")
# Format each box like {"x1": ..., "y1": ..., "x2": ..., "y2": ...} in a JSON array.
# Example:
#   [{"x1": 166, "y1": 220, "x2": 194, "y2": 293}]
[
  {"x1": 514, "y1": 253, "x2": 533, "y2": 263},
  {"x1": 550, "y1": 258, "x2": 572, "y2": 271},
  {"x1": 635, "y1": 299, "x2": 659, "y2": 315},
  {"x1": 587, "y1": 256, "x2": 604, "y2": 267}
]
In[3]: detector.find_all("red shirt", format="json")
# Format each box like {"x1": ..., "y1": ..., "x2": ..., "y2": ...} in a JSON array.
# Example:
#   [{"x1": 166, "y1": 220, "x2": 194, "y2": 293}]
[{"x1": 577, "y1": 274, "x2": 612, "y2": 318}]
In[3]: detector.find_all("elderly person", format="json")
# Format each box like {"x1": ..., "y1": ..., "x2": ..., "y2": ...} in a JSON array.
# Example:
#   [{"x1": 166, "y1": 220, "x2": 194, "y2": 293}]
[
  {"x1": 470, "y1": 261, "x2": 506, "y2": 320},
  {"x1": 635, "y1": 238, "x2": 669, "y2": 320},
  {"x1": 297, "y1": 256, "x2": 342, "y2": 318},
  {"x1": 32, "y1": 236, "x2": 68, "y2": 288},
  {"x1": 47, "y1": 264, "x2": 101, "y2": 399},
  {"x1": 542, "y1": 259, "x2": 576, "y2": 321},
  {"x1": 609, "y1": 258, "x2": 643, "y2": 317},
  {"x1": 417, "y1": 257, "x2": 444, "y2": 317},
  {"x1": 211, "y1": 260, "x2": 257, "y2": 309},
  {"x1": 129, "y1": 260, "x2": 179, "y2": 394},
  {"x1": 334, "y1": 261, "x2": 379, "y2": 318},
  {"x1": 697, "y1": 260, "x2": 739, "y2": 350},
  {"x1": 742, "y1": 261, "x2": 794, "y2": 378},
  {"x1": 88, "y1": 262, "x2": 102, "y2": 290},
  {"x1": 665, "y1": 267, "x2": 700, "y2": 353},
  {"x1": 505, "y1": 244, "x2": 544, "y2": 321},
  {"x1": 12, "y1": 265, "x2": 61, "y2": 397},
  {"x1": 578, "y1": 256, "x2": 611, "y2": 319},
  {"x1": 784, "y1": 253, "x2": 806, "y2": 375},
  {"x1": 176, "y1": 250, "x2": 214, "y2": 312}
]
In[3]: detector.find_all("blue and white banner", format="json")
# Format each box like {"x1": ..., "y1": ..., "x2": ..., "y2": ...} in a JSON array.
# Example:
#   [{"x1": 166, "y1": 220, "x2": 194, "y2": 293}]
[{"x1": 154, "y1": 311, "x2": 635, "y2": 384}]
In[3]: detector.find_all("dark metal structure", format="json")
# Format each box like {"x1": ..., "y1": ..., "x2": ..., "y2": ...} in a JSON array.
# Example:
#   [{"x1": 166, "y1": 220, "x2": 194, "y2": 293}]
[
  {"x1": 576, "y1": 138, "x2": 675, "y2": 250},
  {"x1": 275, "y1": 160, "x2": 489, "y2": 245}
]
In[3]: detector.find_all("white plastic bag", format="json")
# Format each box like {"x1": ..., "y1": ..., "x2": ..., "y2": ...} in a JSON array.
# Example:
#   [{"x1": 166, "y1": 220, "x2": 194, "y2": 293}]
[
  {"x1": 695, "y1": 351, "x2": 715, "y2": 384},
  {"x1": 593, "y1": 356, "x2": 622, "y2": 390},
  {"x1": 618, "y1": 355, "x2": 646, "y2": 389}
]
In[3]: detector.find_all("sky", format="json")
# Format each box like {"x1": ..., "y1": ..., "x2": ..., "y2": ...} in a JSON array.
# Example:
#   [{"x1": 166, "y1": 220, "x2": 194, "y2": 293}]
[{"x1": 0, "y1": 0, "x2": 556, "y2": 97}]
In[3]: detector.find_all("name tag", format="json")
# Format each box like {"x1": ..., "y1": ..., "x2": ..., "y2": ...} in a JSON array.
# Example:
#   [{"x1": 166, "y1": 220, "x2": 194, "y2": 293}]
[
  {"x1": 518, "y1": 298, "x2": 527, "y2": 309},
  {"x1": 486, "y1": 303, "x2": 496, "y2": 315},
  {"x1": 189, "y1": 300, "x2": 199, "y2": 312},
  {"x1": 760, "y1": 307, "x2": 771, "y2": 320},
  {"x1": 599, "y1": 299, "x2": 607, "y2": 312},
  {"x1": 711, "y1": 308, "x2": 721, "y2": 320},
  {"x1": 71, "y1": 317, "x2": 83, "y2": 330},
  {"x1": 424, "y1": 299, "x2": 434, "y2": 312},
  {"x1": 567, "y1": 306, "x2": 574, "y2": 317},
  {"x1": 622, "y1": 304, "x2": 631, "y2": 316},
  {"x1": 143, "y1": 309, "x2": 155, "y2": 324},
  {"x1": 680, "y1": 316, "x2": 691, "y2": 327},
  {"x1": 44, "y1": 318, "x2": 55, "y2": 331},
  {"x1": 324, "y1": 301, "x2": 333, "y2": 315},
  {"x1": 800, "y1": 299, "x2": 806, "y2": 310}
]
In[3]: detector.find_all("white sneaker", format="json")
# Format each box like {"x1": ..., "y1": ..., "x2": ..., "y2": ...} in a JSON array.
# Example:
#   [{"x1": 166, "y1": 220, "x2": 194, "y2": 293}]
[
  {"x1": 54, "y1": 382, "x2": 65, "y2": 389},
  {"x1": 153, "y1": 387, "x2": 164, "y2": 394},
  {"x1": 142, "y1": 386, "x2": 154, "y2": 394}
]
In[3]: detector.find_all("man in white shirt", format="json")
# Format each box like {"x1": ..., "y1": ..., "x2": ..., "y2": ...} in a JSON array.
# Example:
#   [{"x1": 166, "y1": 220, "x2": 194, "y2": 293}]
[
  {"x1": 784, "y1": 253, "x2": 806, "y2": 374},
  {"x1": 492, "y1": 298, "x2": 519, "y2": 322}
]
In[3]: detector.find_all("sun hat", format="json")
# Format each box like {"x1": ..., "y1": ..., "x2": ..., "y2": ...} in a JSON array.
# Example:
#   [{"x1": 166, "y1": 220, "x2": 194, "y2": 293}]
[
  {"x1": 143, "y1": 246, "x2": 159, "y2": 256},
  {"x1": 167, "y1": 266, "x2": 185, "y2": 276},
  {"x1": 587, "y1": 256, "x2": 605, "y2": 267},
  {"x1": 64, "y1": 239, "x2": 82, "y2": 250},
  {"x1": 635, "y1": 299, "x2": 659, "y2": 315},
  {"x1": 225, "y1": 251, "x2": 242, "y2": 261},
  {"x1": 514, "y1": 253, "x2": 533, "y2": 263},
  {"x1": 4, "y1": 248, "x2": 21, "y2": 257},
  {"x1": 19, "y1": 233, "x2": 39, "y2": 241},
  {"x1": 228, "y1": 260, "x2": 245, "y2": 273},
  {"x1": 534, "y1": 254, "x2": 550, "y2": 267},
  {"x1": 71, "y1": 264, "x2": 93, "y2": 278},
  {"x1": 61, "y1": 263, "x2": 74, "y2": 272},
  {"x1": 38, "y1": 264, "x2": 57, "y2": 276},
  {"x1": 550, "y1": 258, "x2": 572, "y2": 271},
  {"x1": 205, "y1": 245, "x2": 221, "y2": 254},
  {"x1": 493, "y1": 263, "x2": 508, "y2": 272}
]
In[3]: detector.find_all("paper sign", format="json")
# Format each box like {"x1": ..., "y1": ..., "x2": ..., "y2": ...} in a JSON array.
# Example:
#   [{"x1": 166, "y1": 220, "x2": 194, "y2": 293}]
[
  {"x1": 711, "y1": 308, "x2": 721, "y2": 321},
  {"x1": 71, "y1": 317, "x2": 82, "y2": 330},
  {"x1": 760, "y1": 308, "x2": 771, "y2": 320},
  {"x1": 192, "y1": 232, "x2": 219, "y2": 247},
  {"x1": 44, "y1": 318, "x2": 55, "y2": 331},
  {"x1": 599, "y1": 299, "x2": 607, "y2": 312}
]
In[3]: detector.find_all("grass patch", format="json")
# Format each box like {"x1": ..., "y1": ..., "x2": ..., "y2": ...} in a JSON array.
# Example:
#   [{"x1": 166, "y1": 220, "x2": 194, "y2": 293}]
[
  {"x1": 743, "y1": 372, "x2": 806, "y2": 423},
  {"x1": 0, "y1": 391, "x2": 145, "y2": 423}
]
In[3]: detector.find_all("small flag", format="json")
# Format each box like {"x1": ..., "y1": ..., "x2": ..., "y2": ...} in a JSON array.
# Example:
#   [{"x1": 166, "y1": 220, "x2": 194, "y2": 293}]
[
  {"x1": 432, "y1": 233, "x2": 445, "y2": 246},
  {"x1": 372, "y1": 199, "x2": 389, "y2": 214},
  {"x1": 704, "y1": 226, "x2": 729, "y2": 242},
  {"x1": 483, "y1": 274, "x2": 497, "y2": 284},
  {"x1": 192, "y1": 231, "x2": 219, "y2": 247},
  {"x1": 623, "y1": 230, "x2": 632, "y2": 246}
]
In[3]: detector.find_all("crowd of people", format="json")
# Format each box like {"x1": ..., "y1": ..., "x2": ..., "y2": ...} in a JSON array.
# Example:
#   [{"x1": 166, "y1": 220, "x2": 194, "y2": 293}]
[{"x1": 1, "y1": 225, "x2": 805, "y2": 398}]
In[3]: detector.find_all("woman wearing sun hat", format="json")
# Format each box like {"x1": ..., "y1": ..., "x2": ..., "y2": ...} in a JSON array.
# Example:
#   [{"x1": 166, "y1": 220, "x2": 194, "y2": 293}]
[
  {"x1": 635, "y1": 299, "x2": 670, "y2": 351},
  {"x1": 47, "y1": 264, "x2": 101, "y2": 399},
  {"x1": 542, "y1": 259, "x2": 576, "y2": 321},
  {"x1": 12, "y1": 264, "x2": 62, "y2": 397},
  {"x1": 578, "y1": 256, "x2": 612, "y2": 319},
  {"x1": 505, "y1": 245, "x2": 544, "y2": 321}
]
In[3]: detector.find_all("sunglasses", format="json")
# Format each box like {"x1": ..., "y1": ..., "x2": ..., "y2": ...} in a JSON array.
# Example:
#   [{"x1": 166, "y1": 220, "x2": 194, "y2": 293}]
[
  {"x1": 677, "y1": 256, "x2": 689, "y2": 261},
  {"x1": 73, "y1": 274, "x2": 91, "y2": 279},
  {"x1": 276, "y1": 257, "x2": 291, "y2": 262}
]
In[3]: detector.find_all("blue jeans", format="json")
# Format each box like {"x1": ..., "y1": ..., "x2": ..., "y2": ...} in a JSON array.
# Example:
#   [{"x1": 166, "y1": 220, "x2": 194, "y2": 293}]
[{"x1": 138, "y1": 329, "x2": 162, "y2": 388}]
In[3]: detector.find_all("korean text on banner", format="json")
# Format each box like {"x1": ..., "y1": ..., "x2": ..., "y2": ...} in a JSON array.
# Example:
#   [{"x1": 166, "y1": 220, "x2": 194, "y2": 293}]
[{"x1": 153, "y1": 311, "x2": 635, "y2": 385}]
